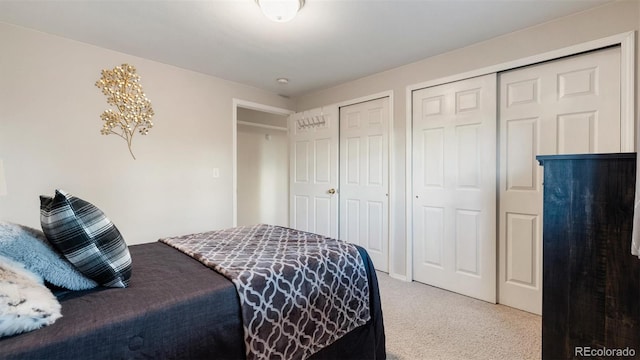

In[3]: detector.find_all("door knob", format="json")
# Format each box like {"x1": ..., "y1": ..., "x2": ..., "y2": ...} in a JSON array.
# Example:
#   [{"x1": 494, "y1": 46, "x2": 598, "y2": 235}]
[{"x1": 328, "y1": 188, "x2": 336, "y2": 194}]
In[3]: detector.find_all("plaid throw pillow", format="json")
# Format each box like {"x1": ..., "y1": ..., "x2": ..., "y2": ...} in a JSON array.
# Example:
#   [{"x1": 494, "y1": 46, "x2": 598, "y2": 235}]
[{"x1": 39, "y1": 190, "x2": 132, "y2": 288}]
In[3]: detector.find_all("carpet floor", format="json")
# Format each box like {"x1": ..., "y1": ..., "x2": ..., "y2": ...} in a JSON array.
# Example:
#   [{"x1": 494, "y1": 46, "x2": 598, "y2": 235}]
[{"x1": 377, "y1": 272, "x2": 541, "y2": 360}]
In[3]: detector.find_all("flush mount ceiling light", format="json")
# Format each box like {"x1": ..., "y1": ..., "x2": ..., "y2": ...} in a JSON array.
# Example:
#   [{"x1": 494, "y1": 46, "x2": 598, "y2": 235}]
[{"x1": 256, "y1": 0, "x2": 305, "y2": 22}]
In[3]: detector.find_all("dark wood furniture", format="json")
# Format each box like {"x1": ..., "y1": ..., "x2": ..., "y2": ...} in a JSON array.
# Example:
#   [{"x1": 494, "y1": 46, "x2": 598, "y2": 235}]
[{"x1": 537, "y1": 153, "x2": 640, "y2": 359}]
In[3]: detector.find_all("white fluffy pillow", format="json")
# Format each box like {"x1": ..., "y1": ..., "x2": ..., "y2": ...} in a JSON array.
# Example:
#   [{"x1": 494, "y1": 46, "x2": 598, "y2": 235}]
[{"x1": 0, "y1": 255, "x2": 62, "y2": 338}]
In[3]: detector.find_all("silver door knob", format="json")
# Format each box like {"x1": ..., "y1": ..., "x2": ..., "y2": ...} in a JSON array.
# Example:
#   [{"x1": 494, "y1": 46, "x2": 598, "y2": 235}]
[{"x1": 328, "y1": 188, "x2": 336, "y2": 194}]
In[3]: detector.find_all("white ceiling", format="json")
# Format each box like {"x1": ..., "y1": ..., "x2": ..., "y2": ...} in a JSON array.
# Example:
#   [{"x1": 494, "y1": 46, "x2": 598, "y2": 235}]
[{"x1": 0, "y1": 0, "x2": 612, "y2": 97}]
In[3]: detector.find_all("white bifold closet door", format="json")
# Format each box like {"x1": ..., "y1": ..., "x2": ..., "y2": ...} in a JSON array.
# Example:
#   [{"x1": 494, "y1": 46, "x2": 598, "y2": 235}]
[
  {"x1": 412, "y1": 74, "x2": 497, "y2": 303},
  {"x1": 498, "y1": 46, "x2": 621, "y2": 315},
  {"x1": 339, "y1": 97, "x2": 390, "y2": 272}
]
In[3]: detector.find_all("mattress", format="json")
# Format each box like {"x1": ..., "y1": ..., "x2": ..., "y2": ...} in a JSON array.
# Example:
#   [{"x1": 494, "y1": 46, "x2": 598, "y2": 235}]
[{"x1": 0, "y1": 242, "x2": 385, "y2": 360}]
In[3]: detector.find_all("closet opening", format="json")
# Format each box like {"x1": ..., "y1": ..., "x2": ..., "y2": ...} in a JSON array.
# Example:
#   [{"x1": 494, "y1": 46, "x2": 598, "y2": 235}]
[{"x1": 232, "y1": 100, "x2": 293, "y2": 227}]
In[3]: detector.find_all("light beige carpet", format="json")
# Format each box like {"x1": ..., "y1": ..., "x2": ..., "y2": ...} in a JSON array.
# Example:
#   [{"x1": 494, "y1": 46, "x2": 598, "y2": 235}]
[{"x1": 377, "y1": 272, "x2": 541, "y2": 360}]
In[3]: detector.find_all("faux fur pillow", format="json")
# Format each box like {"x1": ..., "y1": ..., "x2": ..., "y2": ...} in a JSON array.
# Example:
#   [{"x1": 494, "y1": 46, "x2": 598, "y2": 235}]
[
  {"x1": 0, "y1": 221, "x2": 98, "y2": 290},
  {"x1": 0, "y1": 255, "x2": 62, "y2": 338}
]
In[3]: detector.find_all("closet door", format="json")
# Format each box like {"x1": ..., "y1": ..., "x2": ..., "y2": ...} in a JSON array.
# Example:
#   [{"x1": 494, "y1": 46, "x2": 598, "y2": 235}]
[
  {"x1": 289, "y1": 106, "x2": 339, "y2": 238},
  {"x1": 339, "y1": 97, "x2": 390, "y2": 272},
  {"x1": 412, "y1": 74, "x2": 497, "y2": 303},
  {"x1": 498, "y1": 46, "x2": 621, "y2": 314}
]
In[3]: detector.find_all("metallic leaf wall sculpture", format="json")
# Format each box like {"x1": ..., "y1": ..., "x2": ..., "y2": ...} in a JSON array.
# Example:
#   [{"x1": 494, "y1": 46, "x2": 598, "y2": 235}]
[{"x1": 95, "y1": 64, "x2": 154, "y2": 160}]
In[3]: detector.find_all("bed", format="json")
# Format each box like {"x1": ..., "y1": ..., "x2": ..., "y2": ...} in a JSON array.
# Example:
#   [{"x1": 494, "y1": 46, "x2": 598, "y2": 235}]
[{"x1": 0, "y1": 227, "x2": 386, "y2": 360}]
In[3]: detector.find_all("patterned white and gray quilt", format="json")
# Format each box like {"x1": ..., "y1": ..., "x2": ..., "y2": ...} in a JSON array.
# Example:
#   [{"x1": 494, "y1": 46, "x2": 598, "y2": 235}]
[{"x1": 159, "y1": 224, "x2": 371, "y2": 360}]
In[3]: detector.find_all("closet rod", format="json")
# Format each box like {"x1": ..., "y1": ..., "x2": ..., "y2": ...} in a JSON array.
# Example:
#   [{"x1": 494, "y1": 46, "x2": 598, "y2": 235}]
[{"x1": 237, "y1": 121, "x2": 287, "y2": 132}]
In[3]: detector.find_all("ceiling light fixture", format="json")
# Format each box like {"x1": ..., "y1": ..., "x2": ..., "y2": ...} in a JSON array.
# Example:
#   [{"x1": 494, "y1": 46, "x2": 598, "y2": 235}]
[
  {"x1": 256, "y1": 0, "x2": 305, "y2": 23},
  {"x1": 276, "y1": 77, "x2": 289, "y2": 84}
]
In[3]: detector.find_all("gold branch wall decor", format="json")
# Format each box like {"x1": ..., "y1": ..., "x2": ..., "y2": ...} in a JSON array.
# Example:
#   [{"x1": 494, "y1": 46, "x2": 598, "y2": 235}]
[{"x1": 95, "y1": 64, "x2": 154, "y2": 160}]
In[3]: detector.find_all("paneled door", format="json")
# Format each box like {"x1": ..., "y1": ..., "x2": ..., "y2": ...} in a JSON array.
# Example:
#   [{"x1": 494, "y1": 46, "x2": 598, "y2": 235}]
[
  {"x1": 412, "y1": 74, "x2": 497, "y2": 303},
  {"x1": 289, "y1": 106, "x2": 339, "y2": 238},
  {"x1": 339, "y1": 97, "x2": 390, "y2": 272},
  {"x1": 498, "y1": 46, "x2": 621, "y2": 314}
]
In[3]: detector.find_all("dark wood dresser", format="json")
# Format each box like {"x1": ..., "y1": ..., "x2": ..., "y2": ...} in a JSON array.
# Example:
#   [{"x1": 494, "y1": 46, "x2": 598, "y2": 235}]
[{"x1": 537, "y1": 153, "x2": 640, "y2": 359}]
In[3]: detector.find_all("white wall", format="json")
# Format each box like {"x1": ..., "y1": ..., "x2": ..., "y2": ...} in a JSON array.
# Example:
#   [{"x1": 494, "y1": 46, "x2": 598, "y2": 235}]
[
  {"x1": 0, "y1": 22, "x2": 293, "y2": 245},
  {"x1": 237, "y1": 109, "x2": 288, "y2": 227},
  {"x1": 292, "y1": 0, "x2": 640, "y2": 278},
  {"x1": 1, "y1": 1, "x2": 638, "y2": 277}
]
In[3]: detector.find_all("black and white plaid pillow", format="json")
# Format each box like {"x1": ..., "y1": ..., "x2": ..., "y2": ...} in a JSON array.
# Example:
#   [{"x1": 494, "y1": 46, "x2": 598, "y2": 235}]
[{"x1": 39, "y1": 190, "x2": 132, "y2": 288}]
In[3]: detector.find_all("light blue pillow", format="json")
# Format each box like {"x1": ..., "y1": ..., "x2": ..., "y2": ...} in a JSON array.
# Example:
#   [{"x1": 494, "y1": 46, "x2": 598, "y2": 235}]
[{"x1": 0, "y1": 221, "x2": 98, "y2": 290}]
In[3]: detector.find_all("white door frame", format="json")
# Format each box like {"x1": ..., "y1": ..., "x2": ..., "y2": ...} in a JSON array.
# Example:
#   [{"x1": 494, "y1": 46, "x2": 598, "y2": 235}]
[
  {"x1": 337, "y1": 90, "x2": 396, "y2": 276},
  {"x1": 232, "y1": 99, "x2": 294, "y2": 227},
  {"x1": 405, "y1": 31, "x2": 635, "y2": 282}
]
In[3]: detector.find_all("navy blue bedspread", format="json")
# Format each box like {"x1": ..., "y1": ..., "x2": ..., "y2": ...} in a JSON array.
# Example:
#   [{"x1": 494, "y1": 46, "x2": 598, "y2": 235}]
[{"x1": 0, "y1": 241, "x2": 385, "y2": 360}]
